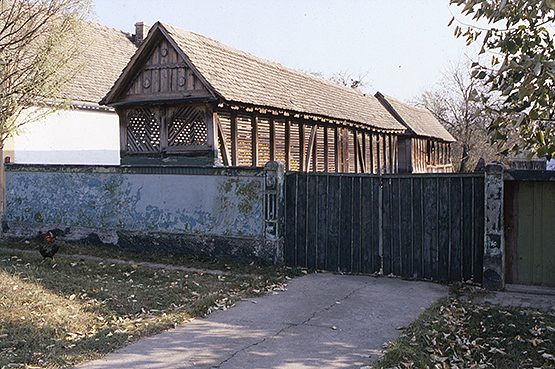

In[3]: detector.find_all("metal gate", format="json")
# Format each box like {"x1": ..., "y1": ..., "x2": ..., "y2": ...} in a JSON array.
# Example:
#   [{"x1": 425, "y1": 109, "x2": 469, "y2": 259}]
[{"x1": 284, "y1": 172, "x2": 485, "y2": 283}]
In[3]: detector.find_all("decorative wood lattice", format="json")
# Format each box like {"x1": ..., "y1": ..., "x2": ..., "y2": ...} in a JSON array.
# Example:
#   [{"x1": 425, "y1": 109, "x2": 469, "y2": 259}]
[
  {"x1": 127, "y1": 108, "x2": 160, "y2": 152},
  {"x1": 169, "y1": 106, "x2": 207, "y2": 147}
]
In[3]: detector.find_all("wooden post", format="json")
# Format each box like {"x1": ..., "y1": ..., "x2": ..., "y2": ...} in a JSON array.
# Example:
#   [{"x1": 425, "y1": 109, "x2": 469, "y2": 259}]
[
  {"x1": 353, "y1": 130, "x2": 359, "y2": 173},
  {"x1": 117, "y1": 108, "x2": 128, "y2": 162},
  {"x1": 251, "y1": 113, "x2": 259, "y2": 167},
  {"x1": 215, "y1": 114, "x2": 231, "y2": 166},
  {"x1": 392, "y1": 136, "x2": 398, "y2": 173},
  {"x1": 285, "y1": 119, "x2": 291, "y2": 171},
  {"x1": 160, "y1": 107, "x2": 168, "y2": 149},
  {"x1": 300, "y1": 123, "x2": 306, "y2": 172},
  {"x1": 270, "y1": 116, "x2": 276, "y2": 162},
  {"x1": 231, "y1": 111, "x2": 238, "y2": 166},
  {"x1": 334, "y1": 126, "x2": 340, "y2": 173},
  {"x1": 324, "y1": 123, "x2": 329, "y2": 172},
  {"x1": 205, "y1": 105, "x2": 218, "y2": 160},
  {"x1": 304, "y1": 125, "x2": 317, "y2": 172},
  {"x1": 356, "y1": 133, "x2": 365, "y2": 173}
]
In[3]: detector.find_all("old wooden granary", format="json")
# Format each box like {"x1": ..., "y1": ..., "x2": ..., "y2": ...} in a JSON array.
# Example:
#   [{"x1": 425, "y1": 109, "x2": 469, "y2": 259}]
[
  {"x1": 101, "y1": 22, "x2": 452, "y2": 173},
  {"x1": 375, "y1": 92, "x2": 455, "y2": 173}
]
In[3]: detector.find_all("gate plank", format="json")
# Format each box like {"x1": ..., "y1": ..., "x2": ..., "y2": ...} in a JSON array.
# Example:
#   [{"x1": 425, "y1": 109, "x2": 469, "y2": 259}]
[
  {"x1": 382, "y1": 177, "x2": 392, "y2": 275},
  {"x1": 412, "y1": 177, "x2": 423, "y2": 279},
  {"x1": 327, "y1": 175, "x2": 340, "y2": 270},
  {"x1": 400, "y1": 178, "x2": 412, "y2": 278},
  {"x1": 438, "y1": 176, "x2": 450, "y2": 281},
  {"x1": 316, "y1": 175, "x2": 328, "y2": 270},
  {"x1": 360, "y1": 176, "x2": 372, "y2": 273},
  {"x1": 473, "y1": 175, "x2": 485, "y2": 283},
  {"x1": 371, "y1": 177, "x2": 381, "y2": 273},
  {"x1": 423, "y1": 177, "x2": 438, "y2": 280},
  {"x1": 340, "y1": 176, "x2": 353, "y2": 272},
  {"x1": 450, "y1": 177, "x2": 462, "y2": 281},
  {"x1": 462, "y1": 177, "x2": 474, "y2": 281},
  {"x1": 352, "y1": 176, "x2": 362, "y2": 273},
  {"x1": 391, "y1": 178, "x2": 401, "y2": 276},
  {"x1": 306, "y1": 174, "x2": 318, "y2": 269},
  {"x1": 296, "y1": 173, "x2": 308, "y2": 268},
  {"x1": 284, "y1": 173, "x2": 297, "y2": 265}
]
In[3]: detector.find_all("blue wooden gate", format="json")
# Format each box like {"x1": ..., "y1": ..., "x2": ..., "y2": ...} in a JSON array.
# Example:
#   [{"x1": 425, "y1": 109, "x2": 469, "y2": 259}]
[{"x1": 284, "y1": 172, "x2": 485, "y2": 283}]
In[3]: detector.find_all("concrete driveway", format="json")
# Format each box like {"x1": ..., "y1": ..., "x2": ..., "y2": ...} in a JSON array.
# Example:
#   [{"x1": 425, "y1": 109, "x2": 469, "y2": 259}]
[{"x1": 77, "y1": 273, "x2": 448, "y2": 369}]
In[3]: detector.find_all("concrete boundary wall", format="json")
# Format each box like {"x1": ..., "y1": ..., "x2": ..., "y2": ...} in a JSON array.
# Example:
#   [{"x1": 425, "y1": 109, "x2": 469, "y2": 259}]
[{"x1": 2, "y1": 164, "x2": 284, "y2": 264}]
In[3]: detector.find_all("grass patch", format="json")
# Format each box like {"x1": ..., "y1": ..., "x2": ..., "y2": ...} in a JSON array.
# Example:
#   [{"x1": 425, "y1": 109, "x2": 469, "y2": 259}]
[
  {"x1": 374, "y1": 286, "x2": 555, "y2": 369},
  {"x1": 0, "y1": 242, "x2": 304, "y2": 368}
]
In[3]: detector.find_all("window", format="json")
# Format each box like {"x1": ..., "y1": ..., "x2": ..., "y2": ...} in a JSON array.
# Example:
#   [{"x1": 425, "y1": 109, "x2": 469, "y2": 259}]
[
  {"x1": 124, "y1": 105, "x2": 209, "y2": 154},
  {"x1": 126, "y1": 107, "x2": 161, "y2": 153},
  {"x1": 168, "y1": 106, "x2": 208, "y2": 149}
]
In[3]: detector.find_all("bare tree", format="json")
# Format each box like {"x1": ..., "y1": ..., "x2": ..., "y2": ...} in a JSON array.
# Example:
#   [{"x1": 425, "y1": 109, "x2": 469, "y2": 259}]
[
  {"x1": 0, "y1": 0, "x2": 92, "y2": 214},
  {"x1": 329, "y1": 70, "x2": 371, "y2": 90},
  {"x1": 0, "y1": 0, "x2": 93, "y2": 147},
  {"x1": 416, "y1": 62, "x2": 500, "y2": 172}
]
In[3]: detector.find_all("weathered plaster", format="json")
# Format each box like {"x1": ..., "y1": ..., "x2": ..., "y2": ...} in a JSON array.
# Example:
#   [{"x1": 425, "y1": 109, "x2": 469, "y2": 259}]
[
  {"x1": 5, "y1": 169, "x2": 264, "y2": 237},
  {"x1": 483, "y1": 164, "x2": 504, "y2": 290}
]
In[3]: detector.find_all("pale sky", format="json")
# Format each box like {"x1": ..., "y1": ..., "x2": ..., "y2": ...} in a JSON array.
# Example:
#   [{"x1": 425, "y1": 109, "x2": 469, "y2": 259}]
[{"x1": 92, "y1": 0, "x2": 475, "y2": 102}]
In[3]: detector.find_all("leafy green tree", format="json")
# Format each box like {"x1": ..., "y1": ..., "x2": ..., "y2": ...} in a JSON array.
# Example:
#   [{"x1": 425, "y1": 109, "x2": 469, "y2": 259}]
[{"x1": 450, "y1": 0, "x2": 555, "y2": 158}]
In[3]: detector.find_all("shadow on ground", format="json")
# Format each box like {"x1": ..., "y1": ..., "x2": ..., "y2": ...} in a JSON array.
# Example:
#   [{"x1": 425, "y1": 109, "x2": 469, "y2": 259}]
[{"x1": 78, "y1": 273, "x2": 448, "y2": 369}]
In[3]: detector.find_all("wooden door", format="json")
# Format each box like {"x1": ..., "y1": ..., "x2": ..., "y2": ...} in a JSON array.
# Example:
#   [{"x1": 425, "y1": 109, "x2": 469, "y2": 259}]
[{"x1": 506, "y1": 181, "x2": 555, "y2": 286}]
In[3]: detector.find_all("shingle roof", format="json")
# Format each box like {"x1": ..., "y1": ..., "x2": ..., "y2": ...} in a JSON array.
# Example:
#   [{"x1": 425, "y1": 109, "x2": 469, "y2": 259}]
[
  {"x1": 64, "y1": 21, "x2": 137, "y2": 103},
  {"x1": 375, "y1": 92, "x2": 456, "y2": 142},
  {"x1": 103, "y1": 22, "x2": 405, "y2": 132}
]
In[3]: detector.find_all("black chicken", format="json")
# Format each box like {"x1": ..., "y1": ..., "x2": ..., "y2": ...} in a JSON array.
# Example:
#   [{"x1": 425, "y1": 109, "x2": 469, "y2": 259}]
[{"x1": 38, "y1": 231, "x2": 59, "y2": 261}]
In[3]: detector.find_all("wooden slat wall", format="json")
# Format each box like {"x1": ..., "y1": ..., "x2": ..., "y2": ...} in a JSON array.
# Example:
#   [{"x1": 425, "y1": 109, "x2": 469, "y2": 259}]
[
  {"x1": 236, "y1": 115, "x2": 252, "y2": 166},
  {"x1": 217, "y1": 113, "x2": 232, "y2": 164},
  {"x1": 274, "y1": 120, "x2": 286, "y2": 166},
  {"x1": 289, "y1": 121, "x2": 301, "y2": 171},
  {"x1": 216, "y1": 108, "x2": 399, "y2": 173},
  {"x1": 257, "y1": 118, "x2": 271, "y2": 167},
  {"x1": 285, "y1": 172, "x2": 485, "y2": 282}
]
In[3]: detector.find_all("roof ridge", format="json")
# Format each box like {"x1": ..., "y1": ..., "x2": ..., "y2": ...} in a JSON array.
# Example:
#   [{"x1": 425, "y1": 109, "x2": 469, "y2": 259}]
[
  {"x1": 159, "y1": 22, "x2": 371, "y2": 99},
  {"x1": 379, "y1": 93, "x2": 428, "y2": 113},
  {"x1": 81, "y1": 18, "x2": 133, "y2": 39}
]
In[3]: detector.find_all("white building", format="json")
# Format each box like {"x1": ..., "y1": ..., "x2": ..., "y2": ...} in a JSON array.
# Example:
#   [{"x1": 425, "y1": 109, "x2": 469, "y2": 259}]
[{"x1": 3, "y1": 21, "x2": 142, "y2": 165}]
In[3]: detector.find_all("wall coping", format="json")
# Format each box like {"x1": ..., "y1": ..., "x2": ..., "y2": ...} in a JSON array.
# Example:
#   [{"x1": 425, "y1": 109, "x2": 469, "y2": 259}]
[{"x1": 5, "y1": 164, "x2": 265, "y2": 177}]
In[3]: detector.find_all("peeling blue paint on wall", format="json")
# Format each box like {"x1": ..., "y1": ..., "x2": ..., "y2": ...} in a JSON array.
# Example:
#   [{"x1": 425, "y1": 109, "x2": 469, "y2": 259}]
[{"x1": 5, "y1": 169, "x2": 265, "y2": 238}]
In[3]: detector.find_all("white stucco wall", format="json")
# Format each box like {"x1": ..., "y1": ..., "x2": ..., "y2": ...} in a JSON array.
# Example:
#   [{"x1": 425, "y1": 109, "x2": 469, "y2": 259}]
[{"x1": 5, "y1": 107, "x2": 120, "y2": 165}]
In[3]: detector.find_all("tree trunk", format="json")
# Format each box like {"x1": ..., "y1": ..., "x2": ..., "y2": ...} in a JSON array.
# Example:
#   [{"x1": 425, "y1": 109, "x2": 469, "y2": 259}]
[{"x1": 459, "y1": 145, "x2": 469, "y2": 172}]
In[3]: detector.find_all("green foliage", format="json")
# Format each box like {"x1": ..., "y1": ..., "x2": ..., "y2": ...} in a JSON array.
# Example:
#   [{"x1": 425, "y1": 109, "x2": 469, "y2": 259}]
[{"x1": 450, "y1": 0, "x2": 555, "y2": 158}]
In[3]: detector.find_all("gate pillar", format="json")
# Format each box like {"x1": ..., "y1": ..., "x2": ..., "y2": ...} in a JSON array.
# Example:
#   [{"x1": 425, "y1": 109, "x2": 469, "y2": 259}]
[
  {"x1": 484, "y1": 164, "x2": 504, "y2": 290},
  {"x1": 264, "y1": 161, "x2": 285, "y2": 264}
]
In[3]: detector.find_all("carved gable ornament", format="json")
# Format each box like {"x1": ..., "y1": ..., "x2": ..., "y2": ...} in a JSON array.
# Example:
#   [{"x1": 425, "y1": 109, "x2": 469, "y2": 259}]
[{"x1": 101, "y1": 24, "x2": 217, "y2": 106}]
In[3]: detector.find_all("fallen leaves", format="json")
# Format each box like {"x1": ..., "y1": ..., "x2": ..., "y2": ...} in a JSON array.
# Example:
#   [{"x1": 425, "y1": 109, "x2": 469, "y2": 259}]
[
  {"x1": 0, "y1": 248, "x2": 297, "y2": 368},
  {"x1": 375, "y1": 294, "x2": 555, "y2": 369}
]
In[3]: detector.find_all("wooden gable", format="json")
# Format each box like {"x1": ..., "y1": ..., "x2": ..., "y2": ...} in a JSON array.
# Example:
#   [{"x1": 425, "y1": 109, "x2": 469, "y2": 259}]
[
  {"x1": 120, "y1": 38, "x2": 211, "y2": 103},
  {"x1": 101, "y1": 24, "x2": 217, "y2": 106}
]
